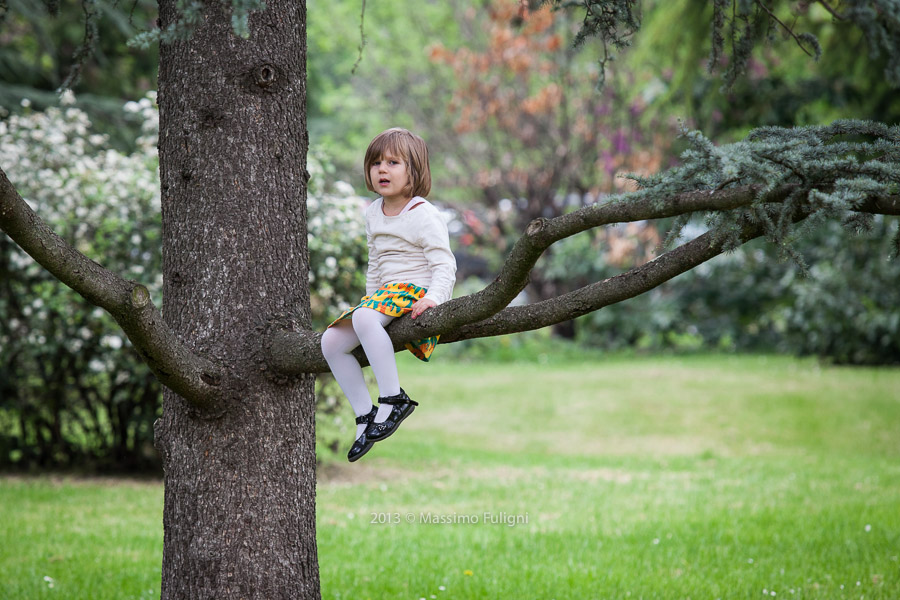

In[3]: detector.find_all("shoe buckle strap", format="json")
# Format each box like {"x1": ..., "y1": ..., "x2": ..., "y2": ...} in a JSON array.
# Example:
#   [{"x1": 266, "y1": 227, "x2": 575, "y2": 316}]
[
  {"x1": 355, "y1": 406, "x2": 377, "y2": 424},
  {"x1": 378, "y1": 389, "x2": 416, "y2": 406}
]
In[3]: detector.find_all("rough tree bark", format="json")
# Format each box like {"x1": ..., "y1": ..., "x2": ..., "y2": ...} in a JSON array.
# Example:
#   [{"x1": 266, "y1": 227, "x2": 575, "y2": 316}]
[{"x1": 153, "y1": 1, "x2": 318, "y2": 598}]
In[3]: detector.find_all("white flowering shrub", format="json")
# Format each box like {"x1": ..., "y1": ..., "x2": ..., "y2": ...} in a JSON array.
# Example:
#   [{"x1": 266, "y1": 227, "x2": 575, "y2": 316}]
[
  {"x1": 306, "y1": 154, "x2": 368, "y2": 329},
  {"x1": 0, "y1": 92, "x2": 163, "y2": 470},
  {"x1": 0, "y1": 96, "x2": 369, "y2": 469}
]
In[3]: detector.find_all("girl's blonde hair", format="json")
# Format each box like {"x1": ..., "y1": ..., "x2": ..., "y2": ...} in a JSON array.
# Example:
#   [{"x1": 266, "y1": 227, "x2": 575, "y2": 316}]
[{"x1": 364, "y1": 128, "x2": 431, "y2": 198}]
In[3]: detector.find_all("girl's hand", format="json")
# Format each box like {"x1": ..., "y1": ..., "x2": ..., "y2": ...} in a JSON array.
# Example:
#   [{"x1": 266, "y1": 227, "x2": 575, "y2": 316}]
[{"x1": 410, "y1": 298, "x2": 436, "y2": 319}]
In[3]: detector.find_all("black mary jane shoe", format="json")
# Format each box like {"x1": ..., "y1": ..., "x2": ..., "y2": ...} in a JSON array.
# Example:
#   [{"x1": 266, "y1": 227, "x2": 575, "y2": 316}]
[
  {"x1": 347, "y1": 406, "x2": 378, "y2": 463},
  {"x1": 366, "y1": 388, "x2": 419, "y2": 443}
]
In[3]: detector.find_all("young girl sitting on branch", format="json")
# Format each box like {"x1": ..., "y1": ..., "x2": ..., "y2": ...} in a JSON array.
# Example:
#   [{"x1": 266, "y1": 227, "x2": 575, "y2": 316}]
[{"x1": 320, "y1": 128, "x2": 457, "y2": 462}]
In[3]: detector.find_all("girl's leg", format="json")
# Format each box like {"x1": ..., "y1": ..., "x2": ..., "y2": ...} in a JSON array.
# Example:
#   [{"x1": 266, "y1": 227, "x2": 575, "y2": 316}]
[
  {"x1": 321, "y1": 322, "x2": 372, "y2": 439},
  {"x1": 350, "y1": 308, "x2": 401, "y2": 423}
]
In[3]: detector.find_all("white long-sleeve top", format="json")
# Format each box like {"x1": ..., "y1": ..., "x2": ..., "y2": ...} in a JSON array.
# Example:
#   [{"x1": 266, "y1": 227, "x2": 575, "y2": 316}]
[{"x1": 365, "y1": 197, "x2": 457, "y2": 305}]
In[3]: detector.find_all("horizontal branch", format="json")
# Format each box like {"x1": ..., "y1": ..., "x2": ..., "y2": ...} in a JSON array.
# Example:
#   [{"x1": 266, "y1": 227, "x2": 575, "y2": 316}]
[
  {"x1": 271, "y1": 183, "x2": 900, "y2": 375},
  {"x1": 0, "y1": 167, "x2": 224, "y2": 413},
  {"x1": 442, "y1": 217, "x2": 778, "y2": 342}
]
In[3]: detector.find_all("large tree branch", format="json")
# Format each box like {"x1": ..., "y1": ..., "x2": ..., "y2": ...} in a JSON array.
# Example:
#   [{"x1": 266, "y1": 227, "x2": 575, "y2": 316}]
[
  {"x1": 465, "y1": 192, "x2": 900, "y2": 340},
  {"x1": 265, "y1": 182, "x2": 899, "y2": 375},
  {"x1": 0, "y1": 167, "x2": 224, "y2": 413},
  {"x1": 443, "y1": 215, "x2": 784, "y2": 342}
]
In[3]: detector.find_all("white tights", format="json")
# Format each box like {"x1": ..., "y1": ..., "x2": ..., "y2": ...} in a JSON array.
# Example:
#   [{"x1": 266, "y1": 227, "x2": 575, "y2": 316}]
[{"x1": 321, "y1": 308, "x2": 402, "y2": 433}]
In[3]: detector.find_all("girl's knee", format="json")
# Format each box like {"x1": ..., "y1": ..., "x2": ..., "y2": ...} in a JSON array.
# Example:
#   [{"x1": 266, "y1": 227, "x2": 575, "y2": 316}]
[
  {"x1": 321, "y1": 323, "x2": 356, "y2": 357},
  {"x1": 321, "y1": 328, "x2": 336, "y2": 356}
]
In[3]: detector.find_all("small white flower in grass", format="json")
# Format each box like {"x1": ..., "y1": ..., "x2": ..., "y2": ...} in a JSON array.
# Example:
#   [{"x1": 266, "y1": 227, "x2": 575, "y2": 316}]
[
  {"x1": 748, "y1": 558, "x2": 754, "y2": 564},
  {"x1": 857, "y1": 581, "x2": 861, "y2": 586},
  {"x1": 864, "y1": 524, "x2": 871, "y2": 532},
  {"x1": 438, "y1": 586, "x2": 446, "y2": 591},
  {"x1": 43, "y1": 576, "x2": 55, "y2": 589},
  {"x1": 652, "y1": 538, "x2": 660, "y2": 545}
]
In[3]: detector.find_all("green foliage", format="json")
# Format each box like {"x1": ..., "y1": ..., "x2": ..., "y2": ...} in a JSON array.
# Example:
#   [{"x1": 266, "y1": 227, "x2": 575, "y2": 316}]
[
  {"x1": 305, "y1": 0, "x2": 464, "y2": 185},
  {"x1": 777, "y1": 218, "x2": 900, "y2": 365},
  {"x1": 0, "y1": 0, "x2": 158, "y2": 95},
  {"x1": 547, "y1": 0, "x2": 641, "y2": 88},
  {"x1": 623, "y1": 1, "x2": 900, "y2": 140},
  {"x1": 0, "y1": 0, "x2": 159, "y2": 150},
  {"x1": 845, "y1": 0, "x2": 900, "y2": 85},
  {"x1": 556, "y1": 1, "x2": 900, "y2": 91},
  {"x1": 548, "y1": 217, "x2": 900, "y2": 364},
  {"x1": 129, "y1": 0, "x2": 268, "y2": 48},
  {"x1": 530, "y1": 119, "x2": 900, "y2": 363}
]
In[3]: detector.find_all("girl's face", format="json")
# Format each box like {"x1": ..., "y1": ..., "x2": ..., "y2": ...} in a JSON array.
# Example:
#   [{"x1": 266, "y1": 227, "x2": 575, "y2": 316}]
[{"x1": 370, "y1": 153, "x2": 411, "y2": 203}]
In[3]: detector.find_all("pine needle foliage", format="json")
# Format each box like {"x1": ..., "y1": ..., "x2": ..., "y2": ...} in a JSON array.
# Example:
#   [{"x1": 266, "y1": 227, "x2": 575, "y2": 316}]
[
  {"x1": 0, "y1": 0, "x2": 268, "y2": 89},
  {"x1": 623, "y1": 120, "x2": 900, "y2": 267},
  {"x1": 545, "y1": 0, "x2": 640, "y2": 88},
  {"x1": 129, "y1": 0, "x2": 267, "y2": 48},
  {"x1": 845, "y1": 0, "x2": 900, "y2": 85},
  {"x1": 549, "y1": 0, "x2": 900, "y2": 89}
]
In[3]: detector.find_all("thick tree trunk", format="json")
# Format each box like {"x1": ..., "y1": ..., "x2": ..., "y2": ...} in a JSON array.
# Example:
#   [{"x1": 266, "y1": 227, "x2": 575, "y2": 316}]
[{"x1": 154, "y1": 2, "x2": 319, "y2": 598}]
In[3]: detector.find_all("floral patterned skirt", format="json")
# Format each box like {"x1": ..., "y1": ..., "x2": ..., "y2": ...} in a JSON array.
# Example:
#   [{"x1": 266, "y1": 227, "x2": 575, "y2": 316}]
[{"x1": 327, "y1": 282, "x2": 439, "y2": 361}]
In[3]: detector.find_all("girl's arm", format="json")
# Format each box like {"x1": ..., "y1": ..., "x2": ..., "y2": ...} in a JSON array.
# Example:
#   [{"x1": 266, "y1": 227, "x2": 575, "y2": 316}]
[
  {"x1": 365, "y1": 204, "x2": 381, "y2": 297},
  {"x1": 418, "y1": 207, "x2": 457, "y2": 306},
  {"x1": 365, "y1": 236, "x2": 380, "y2": 297}
]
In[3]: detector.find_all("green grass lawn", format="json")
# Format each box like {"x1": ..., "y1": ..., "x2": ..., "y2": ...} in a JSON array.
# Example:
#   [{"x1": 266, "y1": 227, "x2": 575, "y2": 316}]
[{"x1": 2, "y1": 354, "x2": 899, "y2": 599}]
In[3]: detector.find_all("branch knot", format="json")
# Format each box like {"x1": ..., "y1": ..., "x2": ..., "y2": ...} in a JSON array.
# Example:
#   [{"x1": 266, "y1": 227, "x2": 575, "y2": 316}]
[
  {"x1": 525, "y1": 218, "x2": 548, "y2": 236},
  {"x1": 255, "y1": 64, "x2": 277, "y2": 88}
]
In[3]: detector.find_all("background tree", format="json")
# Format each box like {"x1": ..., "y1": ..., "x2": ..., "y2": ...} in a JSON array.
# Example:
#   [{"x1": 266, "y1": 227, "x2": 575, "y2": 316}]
[{"x1": 345, "y1": 0, "x2": 672, "y2": 335}]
